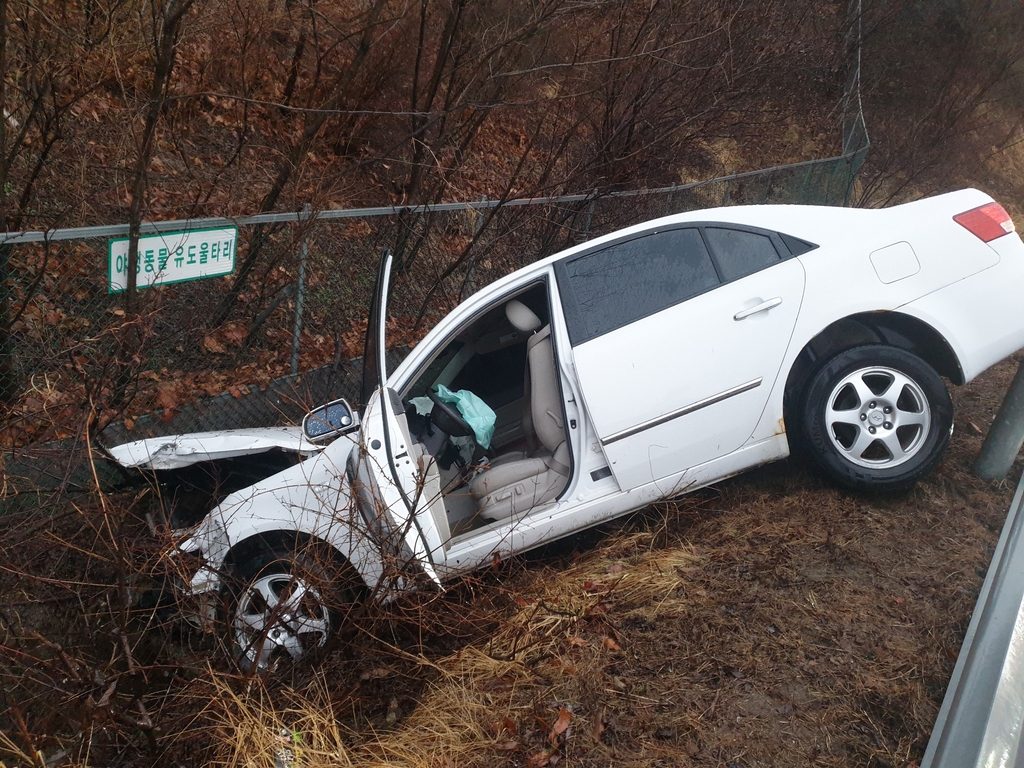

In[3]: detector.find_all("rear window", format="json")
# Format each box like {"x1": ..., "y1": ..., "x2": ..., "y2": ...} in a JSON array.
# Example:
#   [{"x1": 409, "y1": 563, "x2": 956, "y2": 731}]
[
  {"x1": 703, "y1": 227, "x2": 782, "y2": 282},
  {"x1": 559, "y1": 228, "x2": 718, "y2": 344}
]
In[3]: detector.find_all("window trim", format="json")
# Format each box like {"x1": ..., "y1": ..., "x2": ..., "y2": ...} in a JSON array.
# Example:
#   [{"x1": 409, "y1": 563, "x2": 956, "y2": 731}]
[{"x1": 556, "y1": 221, "x2": 796, "y2": 347}]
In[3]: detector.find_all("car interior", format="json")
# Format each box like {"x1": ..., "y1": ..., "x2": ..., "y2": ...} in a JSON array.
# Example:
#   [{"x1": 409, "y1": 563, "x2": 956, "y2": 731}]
[{"x1": 399, "y1": 282, "x2": 572, "y2": 544}]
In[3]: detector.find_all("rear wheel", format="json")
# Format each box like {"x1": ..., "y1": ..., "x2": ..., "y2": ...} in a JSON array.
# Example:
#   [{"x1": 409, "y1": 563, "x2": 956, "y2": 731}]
[{"x1": 800, "y1": 345, "x2": 952, "y2": 492}]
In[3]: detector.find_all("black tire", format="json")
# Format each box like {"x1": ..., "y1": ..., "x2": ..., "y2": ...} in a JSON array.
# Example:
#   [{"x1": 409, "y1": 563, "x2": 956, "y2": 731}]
[
  {"x1": 800, "y1": 345, "x2": 952, "y2": 492},
  {"x1": 223, "y1": 543, "x2": 356, "y2": 672}
]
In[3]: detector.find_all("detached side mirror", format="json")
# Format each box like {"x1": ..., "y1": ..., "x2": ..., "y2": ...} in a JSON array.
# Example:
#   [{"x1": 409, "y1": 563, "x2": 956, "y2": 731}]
[{"x1": 302, "y1": 398, "x2": 360, "y2": 442}]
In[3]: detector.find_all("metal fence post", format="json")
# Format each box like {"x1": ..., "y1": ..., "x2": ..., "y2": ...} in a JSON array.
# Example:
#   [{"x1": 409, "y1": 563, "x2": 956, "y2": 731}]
[
  {"x1": 290, "y1": 203, "x2": 312, "y2": 376},
  {"x1": 461, "y1": 195, "x2": 487, "y2": 300},
  {"x1": 798, "y1": 162, "x2": 814, "y2": 202},
  {"x1": 975, "y1": 360, "x2": 1024, "y2": 481},
  {"x1": 721, "y1": 174, "x2": 734, "y2": 206},
  {"x1": 583, "y1": 190, "x2": 597, "y2": 236}
]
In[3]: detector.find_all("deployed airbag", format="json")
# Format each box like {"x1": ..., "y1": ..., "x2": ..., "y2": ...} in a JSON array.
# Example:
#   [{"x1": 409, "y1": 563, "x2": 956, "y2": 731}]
[{"x1": 434, "y1": 384, "x2": 496, "y2": 449}]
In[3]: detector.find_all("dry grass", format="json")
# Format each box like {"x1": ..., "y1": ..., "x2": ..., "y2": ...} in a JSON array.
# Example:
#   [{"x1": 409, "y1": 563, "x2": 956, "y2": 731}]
[
  {"x1": 190, "y1": 355, "x2": 1022, "y2": 768},
  {"x1": 1, "y1": 357, "x2": 1018, "y2": 767}
]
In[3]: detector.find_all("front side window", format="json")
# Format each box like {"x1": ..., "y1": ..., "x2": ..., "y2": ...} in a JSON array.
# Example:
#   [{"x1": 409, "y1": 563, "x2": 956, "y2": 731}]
[{"x1": 559, "y1": 228, "x2": 718, "y2": 344}]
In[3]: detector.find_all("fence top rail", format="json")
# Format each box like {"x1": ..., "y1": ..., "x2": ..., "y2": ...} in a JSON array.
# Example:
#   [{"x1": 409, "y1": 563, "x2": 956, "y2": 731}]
[{"x1": 0, "y1": 149, "x2": 866, "y2": 246}]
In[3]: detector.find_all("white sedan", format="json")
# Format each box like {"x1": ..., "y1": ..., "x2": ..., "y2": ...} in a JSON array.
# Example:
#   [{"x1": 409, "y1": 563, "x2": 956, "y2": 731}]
[{"x1": 109, "y1": 188, "x2": 1024, "y2": 669}]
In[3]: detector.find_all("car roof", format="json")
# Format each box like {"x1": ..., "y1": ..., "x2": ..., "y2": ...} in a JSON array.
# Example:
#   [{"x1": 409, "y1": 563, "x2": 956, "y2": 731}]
[{"x1": 520, "y1": 187, "x2": 993, "y2": 277}]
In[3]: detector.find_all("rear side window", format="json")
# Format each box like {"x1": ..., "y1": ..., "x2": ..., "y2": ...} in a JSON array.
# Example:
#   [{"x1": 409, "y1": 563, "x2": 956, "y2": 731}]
[
  {"x1": 703, "y1": 227, "x2": 781, "y2": 282},
  {"x1": 559, "y1": 228, "x2": 718, "y2": 344}
]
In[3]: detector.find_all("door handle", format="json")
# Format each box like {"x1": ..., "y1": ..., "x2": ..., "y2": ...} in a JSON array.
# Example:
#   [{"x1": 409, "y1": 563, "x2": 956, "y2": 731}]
[{"x1": 734, "y1": 297, "x2": 783, "y2": 321}]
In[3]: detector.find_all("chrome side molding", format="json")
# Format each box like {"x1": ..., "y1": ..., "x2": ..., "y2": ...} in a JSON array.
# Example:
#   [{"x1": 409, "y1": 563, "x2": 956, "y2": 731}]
[{"x1": 601, "y1": 378, "x2": 763, "y2": 446}]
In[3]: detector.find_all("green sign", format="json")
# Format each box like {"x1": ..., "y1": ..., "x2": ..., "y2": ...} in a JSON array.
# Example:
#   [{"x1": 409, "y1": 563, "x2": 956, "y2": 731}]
[{"x1": 108, "y1": 227, "x2": 237, "y2": 293}]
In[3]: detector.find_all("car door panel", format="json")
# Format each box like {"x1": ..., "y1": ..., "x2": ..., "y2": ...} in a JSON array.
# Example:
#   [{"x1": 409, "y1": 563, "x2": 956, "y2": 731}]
[
  {"x1": 572, "y1": 258, "x2": 805, "y2": 489},
  {"x1": 358, "y1": 389, "x2": 447, "y2": 568},
  {"x1": 357, "y1": 251, "x2": 444, "y2": 584}
]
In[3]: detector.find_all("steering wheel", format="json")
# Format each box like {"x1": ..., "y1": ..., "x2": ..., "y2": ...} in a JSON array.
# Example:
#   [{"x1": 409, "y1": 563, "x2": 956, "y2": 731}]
[{"x1": 427, "y1": 390, "x2": 474, "y2": 438}]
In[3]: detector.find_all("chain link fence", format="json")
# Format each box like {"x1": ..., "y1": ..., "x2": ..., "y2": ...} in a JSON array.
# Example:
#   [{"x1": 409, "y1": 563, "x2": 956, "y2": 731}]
[
  {"x1": 0, "y1": 143, "x2": 869, "y2": 468},
  {"x1": 0, "y1": 144, "x2": 866, "y2": 456},
  {"x1": 1, "y1": 0, "x2": 868, "y2": 484}
]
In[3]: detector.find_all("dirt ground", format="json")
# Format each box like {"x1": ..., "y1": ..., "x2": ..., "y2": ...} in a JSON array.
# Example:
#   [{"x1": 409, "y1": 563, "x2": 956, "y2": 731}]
[{"x1": 184, "y1": 355, "x2": 1022, "y2": 768}]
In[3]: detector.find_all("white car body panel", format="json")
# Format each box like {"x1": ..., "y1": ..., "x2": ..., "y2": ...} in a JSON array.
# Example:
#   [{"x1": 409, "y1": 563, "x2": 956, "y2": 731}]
[
  {"x1": 175, "y1": 434, "x2": 387, "y2": 594},
  {"x1": 357, "y1": 389, "x2": 445, "y2": 584},
  {"x1": 107, "y1": 426, "x2": 321, "y2": 470},
  {"x1": 742, "y1": 190, "x2": 1019, "y2": 446},
  {"x1": 110, "y1": 188, "x2": 1024, "y2": 609},
  {"x1": 572, "y1": 258, "x2": 805, "y2": 489},
  {"x1": 899, "y1": 237, "x2": 1024, "y2": 383},
  {"x1": 441, "y1": 434, "x2": 789, "y2": 577}
]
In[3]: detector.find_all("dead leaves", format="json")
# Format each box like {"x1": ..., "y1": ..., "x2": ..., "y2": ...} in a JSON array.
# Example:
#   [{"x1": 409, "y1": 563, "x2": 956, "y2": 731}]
[
  {"x1": 601, "y1": 636, "x2": 622, "y2": 652},
  {"x1": 491, "y1": 715, "x2": 517, "y2": 738},
  {"x1": 489, "y1": 716, "x2": 520, "y2": 753},
  {"x1": 591, "y1": 710, "x2": 606, "y2": 743},
  {"x1": 486, "y1": 701, "x2": 581, "y2": 765},
  {"x1": 548, "y1": 706, "x2": 572, "y2": 744},
  {"x1": 105, "y1": 365, "x2": 264, "y2": 427},
  {"x1": 202, "y1": 323, "x2": 247, "y2": 355},
  {"x1": 202, "y1": 335, "x2": 227, "y2": 354},
  {"x1": 153, "y1": 382, "x2": 179, "y2": 410},
  {"x1": 526, "y1": 707, "x2": 574, "y2": 767}
]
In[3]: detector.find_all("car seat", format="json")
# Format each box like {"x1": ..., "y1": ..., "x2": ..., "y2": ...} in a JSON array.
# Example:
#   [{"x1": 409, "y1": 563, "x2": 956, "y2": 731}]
[{"x1": 469, "y1": 300, "x2": 570, "y2": 520}]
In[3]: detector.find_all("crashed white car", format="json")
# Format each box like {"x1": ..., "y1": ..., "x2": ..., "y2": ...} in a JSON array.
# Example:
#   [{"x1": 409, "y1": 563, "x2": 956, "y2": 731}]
[{"x1": 110, "y1": 188, "x2": 1024, "y2": 669}]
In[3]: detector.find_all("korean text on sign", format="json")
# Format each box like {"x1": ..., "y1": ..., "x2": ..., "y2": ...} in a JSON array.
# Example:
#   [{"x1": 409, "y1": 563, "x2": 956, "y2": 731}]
[{"x1": 108, "y1": 227, "x2": 237, "y2": 293}]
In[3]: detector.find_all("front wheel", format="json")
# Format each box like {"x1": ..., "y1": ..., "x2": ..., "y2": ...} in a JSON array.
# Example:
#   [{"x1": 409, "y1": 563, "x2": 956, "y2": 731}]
[
  {"x1": 225, "y1": 544, "x2": 354, "y2": 672},
  {"x1": 800, "y1": 345, "x2": 953, "y2": 492}
]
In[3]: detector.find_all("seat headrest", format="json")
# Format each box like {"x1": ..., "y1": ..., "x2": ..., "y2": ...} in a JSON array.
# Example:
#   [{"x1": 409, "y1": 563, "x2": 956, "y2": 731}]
[{"x1": 506, "y1": 299, "x2": 541, "y2": 333}]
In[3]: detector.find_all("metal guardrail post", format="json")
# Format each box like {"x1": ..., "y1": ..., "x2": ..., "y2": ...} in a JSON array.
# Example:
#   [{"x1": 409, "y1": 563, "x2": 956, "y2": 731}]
[
  {"x1": 975, "y1": 360, "x2": 1024, "y2": 481},
  {"x1": 290, "y1": 203, "x2": 312, "y2": 376}
]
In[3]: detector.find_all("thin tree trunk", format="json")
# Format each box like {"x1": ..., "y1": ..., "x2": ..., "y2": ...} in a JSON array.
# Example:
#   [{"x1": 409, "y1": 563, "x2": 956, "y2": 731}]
[
  {"x1": 112, "y1": 0, "x2": 195, "y2": 406},
  {"x1": 0, "y1": 0, "x2": 13, "y2": 405},
  {"x1": 124, "y1": 0, "x2": 195, "y2": 314},
  {"x1": 212, "y1": 2, "x2": 384, "y2": 328}
]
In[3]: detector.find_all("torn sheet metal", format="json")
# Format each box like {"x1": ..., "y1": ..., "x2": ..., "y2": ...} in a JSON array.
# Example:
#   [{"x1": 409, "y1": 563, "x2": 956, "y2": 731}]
[{"x1": 106, "y1": 426, "x2": 323, "y2": 470}]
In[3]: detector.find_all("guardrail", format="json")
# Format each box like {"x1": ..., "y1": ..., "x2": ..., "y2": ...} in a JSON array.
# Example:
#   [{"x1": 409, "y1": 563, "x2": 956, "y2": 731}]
[{"x1": 922, "y1": 468, "x2": 1024, "y2": 766}]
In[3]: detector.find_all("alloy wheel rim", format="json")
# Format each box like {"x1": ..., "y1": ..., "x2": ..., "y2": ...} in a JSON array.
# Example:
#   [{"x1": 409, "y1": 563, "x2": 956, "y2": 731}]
[
  {"x1": 824, "y1": 365, "x2": 931, "y2": 469},
  {"x1": 233, "y1": 572, "x2": 330, "y2": 669}
]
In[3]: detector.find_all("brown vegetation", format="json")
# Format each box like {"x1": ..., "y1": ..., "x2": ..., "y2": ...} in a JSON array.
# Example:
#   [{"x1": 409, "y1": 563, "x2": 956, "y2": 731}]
[{"x1": 2, "y1": 0, "x2": 1024, "y2": 766}]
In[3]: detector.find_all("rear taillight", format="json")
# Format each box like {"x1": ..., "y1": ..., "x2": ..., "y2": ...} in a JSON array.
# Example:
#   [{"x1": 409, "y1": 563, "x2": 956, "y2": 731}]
[{"x1": 953, "y1": 202, "x2": 1016, "y2": 242}]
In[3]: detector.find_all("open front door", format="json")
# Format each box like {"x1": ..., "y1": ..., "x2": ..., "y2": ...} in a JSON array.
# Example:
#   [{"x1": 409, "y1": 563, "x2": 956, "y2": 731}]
[{"x1": 354, "y1": 250, "x2": 444, "y2": 585}]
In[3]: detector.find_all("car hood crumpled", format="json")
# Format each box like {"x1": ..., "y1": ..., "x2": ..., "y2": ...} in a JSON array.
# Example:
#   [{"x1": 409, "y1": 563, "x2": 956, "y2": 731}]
[{"x1": 106, "y1": 426, "x2": 323, "y2": 470}]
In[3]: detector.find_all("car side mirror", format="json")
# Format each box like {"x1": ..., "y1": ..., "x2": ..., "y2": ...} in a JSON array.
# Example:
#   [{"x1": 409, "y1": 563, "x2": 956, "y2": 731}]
[{"x1": 302, "y1": 398, "x2": 360, "y2": 442}]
